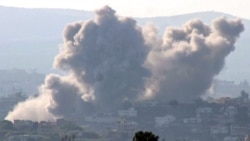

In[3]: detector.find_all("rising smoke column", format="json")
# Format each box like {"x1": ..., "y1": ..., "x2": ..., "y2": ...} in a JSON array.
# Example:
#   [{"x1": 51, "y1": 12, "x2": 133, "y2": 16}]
[
  {"x1": 5, "y1": 6, "x2": 149, "y2": 121},
  {"x1": 5, "y1": 6, "x2": 244, "y2": 121},
  {"x1": 53, "y1": 6, "x2": 149, "y2": 112}
]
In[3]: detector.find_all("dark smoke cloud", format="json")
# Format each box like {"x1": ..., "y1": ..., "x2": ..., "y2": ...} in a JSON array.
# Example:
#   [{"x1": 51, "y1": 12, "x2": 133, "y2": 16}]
[{"x1": 5, "y1": 6, "x2": 244, "y2": 121}]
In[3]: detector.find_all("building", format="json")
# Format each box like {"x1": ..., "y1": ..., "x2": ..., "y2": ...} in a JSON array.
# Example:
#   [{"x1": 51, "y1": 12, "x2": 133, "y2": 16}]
[
  {"x1": 223, "y1": 106, "x2": 238, "y2": 122},
  {"x1": 118, "y1": 108, "x2": 137, "y2": 117},
  {"x1": 13, "y1": 120, "x2": 33, "y2": 129},
  {"x1": 6, "y1": 135, "x2": 46, "y2": 141},
  {"x1": 230, "y1": 125, "x2": 249, "y2": 136},
  {"x1": 117, "y1": 119, "x2": 138, "y2": 138},
  {"x1": 210, "y1": 125, "x2": 229, "y2": 134},
  {"x1": 85, "y1": 115, "x2": 118, "y2": 124},
  {"x1": 183, "y1": 117, "x2": 201, "y2": 124},
  {"x1": 196, "y1": 107, "x2": 213, "y2": 120},
  {"x1": 38, "y1": 121, "x2": 57, "y2": 134},
  {"x1": 223, "y1": 136, "x2": 239, "y2": 141},
  {"x1": 155, "y1": 115, "x2": 176, "y2": 127}
]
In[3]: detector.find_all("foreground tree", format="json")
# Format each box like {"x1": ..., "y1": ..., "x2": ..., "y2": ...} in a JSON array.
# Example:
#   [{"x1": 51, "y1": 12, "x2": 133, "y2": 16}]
[{"x1": 133, "y1": 131, "x2": 159, "y2": 141}]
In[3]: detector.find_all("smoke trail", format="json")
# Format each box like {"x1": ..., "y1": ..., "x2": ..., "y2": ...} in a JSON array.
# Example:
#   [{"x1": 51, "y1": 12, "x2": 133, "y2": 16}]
[{"x1": 5, "y1": 6, "x2": 244, "y2": 121}]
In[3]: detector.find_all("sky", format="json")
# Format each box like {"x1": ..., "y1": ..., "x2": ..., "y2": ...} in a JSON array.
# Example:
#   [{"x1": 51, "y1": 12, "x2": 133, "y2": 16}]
[{"x1": 0, "y1": 0, "x2": 249, "y2": 19}]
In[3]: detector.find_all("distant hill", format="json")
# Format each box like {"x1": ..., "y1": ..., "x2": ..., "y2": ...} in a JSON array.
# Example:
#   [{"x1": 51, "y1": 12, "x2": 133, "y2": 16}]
[
  {"x1": 0, "y1": 6, "x2": 249, "y2": 82},
  {"x1": 0, "y1": 6, "x2": 93, "y2": 42},
  {"x1": 0, "y1": 6, "x2": 93, "y2": 73},
  {"x1": 137, "y1": 11, "x2": 250, "y2": 33}
]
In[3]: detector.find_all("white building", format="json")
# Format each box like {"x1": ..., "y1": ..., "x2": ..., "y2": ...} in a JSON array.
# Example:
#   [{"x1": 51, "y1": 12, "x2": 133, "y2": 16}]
[
  {"x1": 118, "y1": 107, "x2": 137, "y2": 117},
  {"x1": 224, "y1": 106, "x2": 238, "y2": 117},
  {"x1": 155, "y1": 115, "x2": 176, "y2": 127},
  {"x1": 117, "y1": 119, "x2": 138, "y2": 137},
  {"x1": 223, "y1": 136, "x2": 239, "y2": 141},
  {"x1": 85, "y1": 116, "x2": 118, "y2": 123},
  {"x1": 210, "y1": 125, "x2": 229, "y2": 134},
  {"x1": 7, "y1": 135, "x2": 45, "y2": 141},
  {"x1": 196, "y1": 107, "x2": 213, "y2": 114},
  {"x1": 230, "y1": 125, "x2": 248, "y2": 136},
  {"x1": 183, "y1": 117, "x2": 201, "y2": 124},
  {"x1": 196, "y1": 107, "x2": 213, "y2": 118}
]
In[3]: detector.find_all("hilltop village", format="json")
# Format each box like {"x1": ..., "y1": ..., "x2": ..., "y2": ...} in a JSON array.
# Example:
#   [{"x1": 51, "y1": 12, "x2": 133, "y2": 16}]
[
  {"x1": 0, "y1": 70, "x2": 250, "y2": 141},
  {"x1": 1, "y1": 90, "x2": 250, "y2": 141}
]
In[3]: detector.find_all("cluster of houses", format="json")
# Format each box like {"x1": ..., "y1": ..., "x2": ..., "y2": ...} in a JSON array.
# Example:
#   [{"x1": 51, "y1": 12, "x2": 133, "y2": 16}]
[
  {"x1": 149, "y1": 91, "x2": 250, "y2": 141},
  {"x1": 5, "y1": 119, "x2": 63, "y2": 141},
  {"x1": 1, "y1": 80, "x2": 250, "y2": 141},
  {"x1": 79, "y1": 91, "x2": 250, "y2": 141},
  {"x1": 4, "y1": 91, "x2": 250, "y2": 141}
]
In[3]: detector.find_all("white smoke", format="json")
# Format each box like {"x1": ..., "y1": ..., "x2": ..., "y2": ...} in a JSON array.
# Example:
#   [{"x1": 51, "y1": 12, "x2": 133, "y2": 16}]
[{"x1": 5, "y1": 6, "x2": 244, "y2": 121}]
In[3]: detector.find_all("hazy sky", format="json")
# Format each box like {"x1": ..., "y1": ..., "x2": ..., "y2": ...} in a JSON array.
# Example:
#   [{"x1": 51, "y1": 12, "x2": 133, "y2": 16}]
[{"x1": 0, "y1": 0, "x2": 249, "y2": 19}]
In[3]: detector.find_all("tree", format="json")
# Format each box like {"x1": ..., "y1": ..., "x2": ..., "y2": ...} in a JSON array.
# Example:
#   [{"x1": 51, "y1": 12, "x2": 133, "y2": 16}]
[
  {"x1": 133, "y1": 131, "x2": 159, "y2": 141},
  {"x1": 169, "y1": 99, "x2": 179, "y2": 108}
]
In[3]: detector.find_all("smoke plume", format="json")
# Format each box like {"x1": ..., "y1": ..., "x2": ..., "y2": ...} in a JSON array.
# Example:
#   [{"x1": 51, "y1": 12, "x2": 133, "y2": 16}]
[
  {"x1": 144, "y1": 18, "x2": 244, "y2": 102},
  {"x1": 5, "y1": 6, "x2": 244, "y2": 121}
]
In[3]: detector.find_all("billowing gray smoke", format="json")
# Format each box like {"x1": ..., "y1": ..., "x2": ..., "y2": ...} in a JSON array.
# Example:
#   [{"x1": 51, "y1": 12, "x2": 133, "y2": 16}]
[
  {"x1": 144, "y1": 18, "x2": 244, "y2": 102},
  {"x1": 5, "y1": 6, "x2": 244, "y2": 121}
]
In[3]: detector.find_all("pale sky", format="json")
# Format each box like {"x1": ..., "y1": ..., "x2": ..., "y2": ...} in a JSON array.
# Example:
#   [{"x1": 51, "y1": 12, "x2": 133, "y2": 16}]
[{"x1": 0, "y1": 0, "x2": 250, "y2": 19}]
